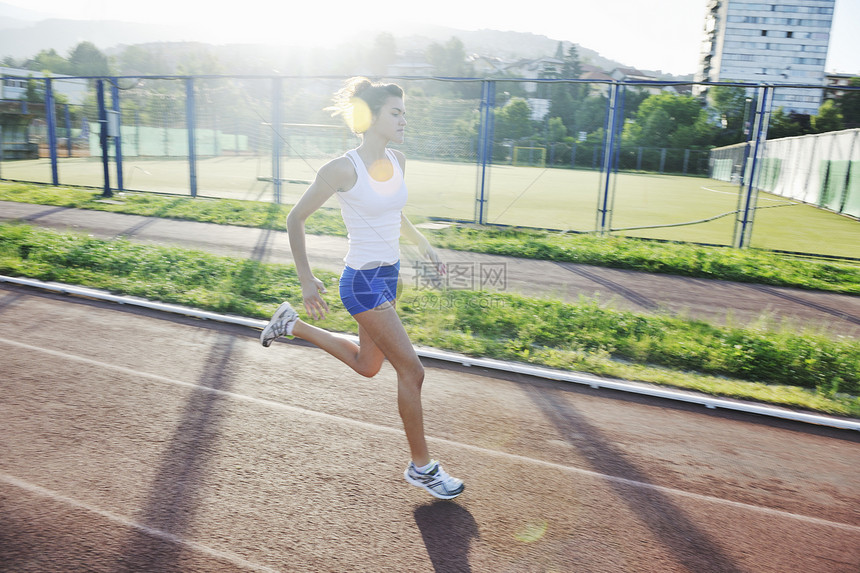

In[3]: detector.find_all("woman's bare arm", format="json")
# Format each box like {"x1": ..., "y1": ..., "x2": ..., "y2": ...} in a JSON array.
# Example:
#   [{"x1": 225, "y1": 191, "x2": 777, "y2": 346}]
[{"x1": 287, "y1": 157, "x2": 355, "y2": 319}]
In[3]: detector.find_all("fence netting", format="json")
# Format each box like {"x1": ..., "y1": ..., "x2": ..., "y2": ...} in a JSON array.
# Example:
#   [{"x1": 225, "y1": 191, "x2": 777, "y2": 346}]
[{"x1": 1, "y1": 75, "x2": 857, "y2": 258}]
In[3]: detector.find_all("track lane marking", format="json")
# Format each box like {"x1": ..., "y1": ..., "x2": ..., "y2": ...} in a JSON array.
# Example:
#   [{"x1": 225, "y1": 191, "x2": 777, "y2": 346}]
[
  {"x1": 0, "y1": 472, "x2": 280, "y2": 573},
  {"x1": 3, "y1": 336, "x2": 859, "y2": 534}
]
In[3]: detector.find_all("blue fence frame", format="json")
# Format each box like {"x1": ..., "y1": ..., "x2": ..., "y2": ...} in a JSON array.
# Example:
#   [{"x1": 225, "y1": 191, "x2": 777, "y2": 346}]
[{"x1": 3, "y1": 74, "x2": 855, "y2": 252}]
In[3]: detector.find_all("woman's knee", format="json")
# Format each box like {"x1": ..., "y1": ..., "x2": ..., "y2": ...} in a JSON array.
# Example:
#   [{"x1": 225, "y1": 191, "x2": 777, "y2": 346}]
[
  {"x1": 398, "y1": 362, "x2": 425, "y2": 388},
  {"x1": 355, "y1": 356, "x2": 384, "y2": 378}
]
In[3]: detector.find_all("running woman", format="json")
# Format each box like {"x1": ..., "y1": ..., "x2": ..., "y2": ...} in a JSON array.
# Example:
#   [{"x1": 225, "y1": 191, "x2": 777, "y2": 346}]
[{"x1": 260, "y1": 77, "x2": 464, "y2": 500}]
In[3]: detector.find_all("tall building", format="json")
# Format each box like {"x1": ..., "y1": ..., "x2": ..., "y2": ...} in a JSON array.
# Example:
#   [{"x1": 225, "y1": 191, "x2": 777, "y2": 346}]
[{"x1": 694, "y1": 0, "x2": 836, "y2": 116}]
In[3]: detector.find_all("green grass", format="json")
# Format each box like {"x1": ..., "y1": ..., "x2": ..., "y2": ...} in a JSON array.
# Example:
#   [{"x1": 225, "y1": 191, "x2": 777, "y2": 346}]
[
  {"x1": 0, "y1": 181, "x2": 348, "y2": 235},
  {"x1": 428, "y1": 226, "x2": 860, "y2": 294},
  {"x1": 2, "y1": 222, "x2": 858, "y2": 418},
  {"x1": 1, "y1": 181, "x2": 858, "y2": 294}
]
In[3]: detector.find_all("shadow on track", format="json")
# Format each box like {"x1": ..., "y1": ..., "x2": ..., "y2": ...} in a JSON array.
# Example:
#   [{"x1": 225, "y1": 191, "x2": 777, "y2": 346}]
[
  {"x1": 0, "y1": 290, "x2": 24, "y2": 313},
  {"x1": 115, "y1": 333, "x2": 238, "y2": 572},
  {"x1": 414, "y1": 500, "x2": 479, "y2": 573},
  {"x1": 16, "y1": 205, "x2": 70, "y2": 222},
  {"x1": 527, "y1": 387, "x2": 743, "y2": 573}
]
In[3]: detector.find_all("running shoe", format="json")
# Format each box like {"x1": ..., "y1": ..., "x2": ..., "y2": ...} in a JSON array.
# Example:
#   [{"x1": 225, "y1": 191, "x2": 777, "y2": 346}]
[
  {"x1": 260, "y1": 301, "x2": 299, "y2": 347},
  {"x1": 404, "y1": 460, "x2": 464, "y2": 499}
]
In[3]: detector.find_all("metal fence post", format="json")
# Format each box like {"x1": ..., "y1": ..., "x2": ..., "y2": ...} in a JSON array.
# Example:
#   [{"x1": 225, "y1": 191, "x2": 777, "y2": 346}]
[
  {"x1": 111, "y1": 80, "x2": 124, "y2": 191},
  {"x1": 110, "y1": 78, "x2": 125, "y2": 191},
  {"x1": 607, "y1": 84, "x2": 626, "y2": 227},
  {"x1": 272, "y1": 76, "x2": 283, "y2": 204},
  {"x1": 734, "y1": 85, "x2": 772, "y2": 249},
  {"x1": 186, "y1": 77, "x2": 198, "y2": 198},
  {"x1": 96, "y1": 79, "x2": 112, "y2": 198},
  {"x1": 596, "y1": 82, "x2": 620, "y2": 235},
  {"x1": 44, "y1": 78, "x2": 59, "y2": 186},
  {"x1": 475, "y1": 79, "x2": 495, "y2": 225}
]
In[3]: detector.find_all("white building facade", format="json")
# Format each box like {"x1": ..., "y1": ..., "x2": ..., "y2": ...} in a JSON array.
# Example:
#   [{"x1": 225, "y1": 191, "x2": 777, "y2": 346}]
[
  {"x1": 694, "y1": 0, "x2": 835, "y2": 116},
  {"x1": 0, "y1": 67, "x2": 88, "y2": 105}
]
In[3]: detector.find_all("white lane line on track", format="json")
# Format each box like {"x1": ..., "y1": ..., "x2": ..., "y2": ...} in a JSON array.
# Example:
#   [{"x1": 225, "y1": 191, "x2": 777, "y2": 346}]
[
  {"x1": 4, "y1": 336, "x2": 860, "y2": 534},
  {"x1": 0, "y1": 472, "x2": 280, "y2": 573}
]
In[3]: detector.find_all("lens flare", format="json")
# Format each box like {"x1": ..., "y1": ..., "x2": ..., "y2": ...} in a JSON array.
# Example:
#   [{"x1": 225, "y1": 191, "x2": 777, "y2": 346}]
[
  {"x1": 514, "y1": 519, "x2": 548, "y2": 543},
  {"x1": 349, "y1": 96, "x2": 372, "y2": 134}
]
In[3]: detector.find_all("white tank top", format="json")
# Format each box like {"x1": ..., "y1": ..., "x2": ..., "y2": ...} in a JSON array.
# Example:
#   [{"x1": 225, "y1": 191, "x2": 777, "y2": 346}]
[{"x1": 337, "y1": 148, "x2": 408, "y2": 269}]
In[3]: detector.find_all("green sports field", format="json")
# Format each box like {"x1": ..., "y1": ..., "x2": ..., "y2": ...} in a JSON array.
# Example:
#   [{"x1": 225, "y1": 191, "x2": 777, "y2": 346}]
[{"x1": 2, "y1": 156, "x2": 858, "y2": 258}]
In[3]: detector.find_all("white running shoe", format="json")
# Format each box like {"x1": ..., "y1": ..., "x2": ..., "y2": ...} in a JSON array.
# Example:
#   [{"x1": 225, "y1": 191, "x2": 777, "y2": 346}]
[
  {"x1": 404, "y1": 460, "x2": 464, "y2": 499},
  {"x1": 260, "y1": 301, "x2": 299, "y2": 347}
]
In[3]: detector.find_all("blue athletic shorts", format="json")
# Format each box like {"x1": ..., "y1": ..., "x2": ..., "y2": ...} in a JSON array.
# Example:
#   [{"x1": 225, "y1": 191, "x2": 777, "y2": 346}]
[{"x1": 339, "y1": 261, "x2": 401, "y2": 315}]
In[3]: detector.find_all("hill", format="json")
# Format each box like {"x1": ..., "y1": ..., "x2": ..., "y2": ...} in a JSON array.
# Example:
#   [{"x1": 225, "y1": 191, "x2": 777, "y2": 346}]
[{"x1": 0, "y1": 6, "x2": 691, "y2": 79}]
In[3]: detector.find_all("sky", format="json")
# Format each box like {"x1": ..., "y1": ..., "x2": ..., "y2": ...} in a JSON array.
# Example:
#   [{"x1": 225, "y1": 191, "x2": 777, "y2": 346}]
[{"x1": 8, "y1": 0, "x2": 860, "y2": 75}]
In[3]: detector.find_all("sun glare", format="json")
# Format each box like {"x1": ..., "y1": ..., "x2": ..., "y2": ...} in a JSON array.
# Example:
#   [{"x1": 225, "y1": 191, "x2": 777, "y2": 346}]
[{"x1": 168, "y1": 3, "x2": 380, "y2": 49}]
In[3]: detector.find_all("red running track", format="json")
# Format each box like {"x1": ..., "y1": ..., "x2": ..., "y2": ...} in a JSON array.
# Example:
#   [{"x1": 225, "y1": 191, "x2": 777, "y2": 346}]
[{"x1": 1, "y1": 284, "x2": 859, "y2": 572}]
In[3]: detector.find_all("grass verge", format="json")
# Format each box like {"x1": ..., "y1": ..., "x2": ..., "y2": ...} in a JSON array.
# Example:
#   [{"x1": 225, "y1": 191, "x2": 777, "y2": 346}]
[
  {"x1": 1, "y1": 182, "x2": 858, "y2": 294},
  {"x1": 2, "y1": 222, "x2": 858, "y2": 418}
]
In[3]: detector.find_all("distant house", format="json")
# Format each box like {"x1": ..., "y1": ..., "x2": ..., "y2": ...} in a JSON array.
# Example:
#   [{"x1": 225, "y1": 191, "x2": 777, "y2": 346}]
[
  {"x1": 0, "y1": 67, "x2": 88, "y2": 104},
  {"x1": 609, "y1": 67, "x2": 654, "y2": 83},
  {"x1": 824, "y1": 72, "x2": 858, "y2": 99},
  {"x1": 580, "y1": 67, "x2": 613, "y2": 97},
  {"x1": 504, "y1": 57, "x2": 564, "y2": 84},
  {"x1": 0, "y1": 67, "x2": 88, "y2": 159},
  {"x1": 468, "y1": 54, "x2": 509, "y2": 77},
  {"x1": 498, "y1": 57, "x2": 565, "y2": 120},
  {"x1": 610, "y1": 67, "x2": 685, "y2": 96}
]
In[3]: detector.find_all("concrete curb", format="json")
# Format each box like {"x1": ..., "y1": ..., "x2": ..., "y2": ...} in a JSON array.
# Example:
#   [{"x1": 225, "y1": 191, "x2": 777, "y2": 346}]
[{"x1": 3, "y1": 273, "x2": 858, "y2": 432}]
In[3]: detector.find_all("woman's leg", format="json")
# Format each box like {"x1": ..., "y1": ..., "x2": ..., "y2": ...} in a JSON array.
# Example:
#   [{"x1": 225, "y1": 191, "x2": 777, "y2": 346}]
[
  {"x1": 291, "y1": 320, "x2": 385, "y2": 378},
  {"x1": 351, "y1": 303, "x2": 430, "y2": 467}
]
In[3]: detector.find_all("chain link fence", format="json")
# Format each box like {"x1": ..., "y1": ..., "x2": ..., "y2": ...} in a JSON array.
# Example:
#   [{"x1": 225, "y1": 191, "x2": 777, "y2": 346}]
[{"x1": 1, "y1": 74, "x2": 857, "y2": 258}]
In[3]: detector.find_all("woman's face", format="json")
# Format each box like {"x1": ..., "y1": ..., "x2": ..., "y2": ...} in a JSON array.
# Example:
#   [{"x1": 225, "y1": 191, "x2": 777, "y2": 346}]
[{"x1": 369, "y1": 96, "x2": 407, "y2": 144}]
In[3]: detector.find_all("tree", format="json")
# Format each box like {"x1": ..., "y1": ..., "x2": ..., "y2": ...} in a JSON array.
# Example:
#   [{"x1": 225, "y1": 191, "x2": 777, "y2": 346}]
[
  {"x1": 426, "y1": 37, "x2": 469, "y2": 77},
  {"x1": 175, "y1": 46, "x2": 223, "y2": 76},
  {"x1": 549, "y1": 89, "x2": 577, "y2": 131},
  {"x1": 767, "y1": 107, "x2": 804, "y2": 139},
  {"x1": 547, "y1": 116, "x2": 567, "y2": 143},
  {"x1": 369, "y1": 33, "x2": 396, "y2": 77},
  {"x1": 573, "y1": 94, "x2": 608, "y2": 134},
  {"x1": 812, "y1": 99, "x2": 844, "y2": 133},
  {"x1": 561, "y1": 45, "x2": 582, "y2": 80},
  {"x1": 68, "y1": 42, "x2": 109, "y2": 76},
  {"x1": 550, "y1": 45, "x2": 584, "y2": 113},
  {"x1": 638, "y1": 107, "x2": 673, "y2": 147},
  {"x1": 25, "y1": 77, "x2": 45, "y2": 103},
  {"x1": 621, "y1": 87, "x2": 650, "y2": 120},
  {"x1": 424, "y1": 37, "x2": 477, "y2": 97},
  {"x1": 708, "y1": 83, "x2": 749, "y2": 145},
  {"x1": 788, "y1": 111, "x2": 812, "y2": 134},
  {"x1": 118, "y1": 45, "x2": 171, "y2": 75},
  {"x1": 625, "y1": 93, "x2": 712, "y2": 148},
  {"x1": 835, "y1": 77, "x2": 860, "y2": 128},
  {"x1": 27, "y1": 49, "x2": 69, "y2": 74},
  {"x1": 495, "y1": 98, "x2": 534, "y2": 140}
]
